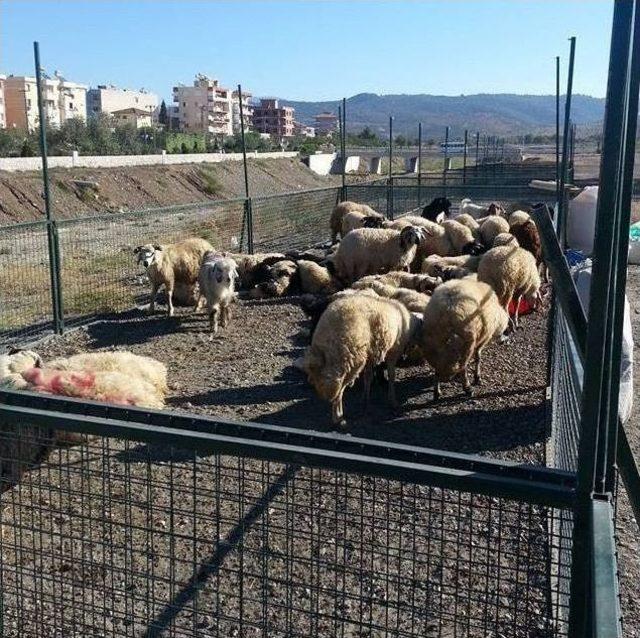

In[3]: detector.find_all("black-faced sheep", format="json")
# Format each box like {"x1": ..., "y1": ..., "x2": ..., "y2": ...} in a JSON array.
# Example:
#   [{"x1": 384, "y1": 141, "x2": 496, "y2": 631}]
[
  {"x1": 477, "y1": 244, "x2": 542, "y2": 328},
  {"x1": 422, "y1": 197, "x2": 451, "y2": 222},
  {"x1": 134, "y1": 237, "x2": 213, "y2": 317},
  {"x1": 330, "y1": 201, "x2": 382, "y2": 243},
  {"x1": 302, "y1": 292, "x2": 421, "y2": 427},
  {"x1": 226, "y1": 252, "x2": 286, "y2": 289},
  {"x1": 196, "y1": 252, "x2": 239, "y2": 333},
  {"x1": 342, "y1": 210, "x2": 387, "y2": 236},
  {"x1": 420, "y1": 279, "x2": 509, "y2": 399},
  {"x1": 248, "y1": 259, "x2": 299, "y2": 299},
  {"x1": 329, "y1": 226, "x2": 425, "y2": 284}
]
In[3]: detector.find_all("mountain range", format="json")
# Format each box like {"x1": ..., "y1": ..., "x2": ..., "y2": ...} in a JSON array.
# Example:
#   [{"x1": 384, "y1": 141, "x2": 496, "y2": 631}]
[{"x1": 280, "y1": 93, "x2": 606, "y2": 138}]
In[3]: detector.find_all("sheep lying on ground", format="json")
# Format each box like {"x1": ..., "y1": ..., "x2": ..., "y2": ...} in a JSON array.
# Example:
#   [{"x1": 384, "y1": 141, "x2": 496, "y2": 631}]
[
  {"x1": 329, "y1": 226, "x2": 424, "y2": 283},
  {"x1": 297, "y1": 259, "x2": 341, "y2": 295},
  {"x1": 420, "y1": 279, "x2": 509, "y2": 399},
  {"x1": 226, "y1": 252, "x2": 286, "y2": 289},
  {"x1": 353, "y1": 280, "x2": 430, "y2": 313},
  {"x1": 330, "y1": 201, "x2": 382, "y2": 242},
  {"x1": 0, "y1": 349, "x2": 43, "y2": 389},
  {"x1": 479, "y1": 216, "x2": 510, "y2": 247},
  {"x1": 421, "y1": 254, "x2": 481, "y2": 277},
  {"x1": 421, "y1": 197, "x2": 451, "y2": 222},
  {"x1": 134, "y1": 237, "x2": 213, "y2": 317},
  {"x1": 302, "y1": 292, "x2": 421, "y2": 427},
  {"x1": 248, "y1": 259, "x2": 298, "y2": 299},
  {"x1": 195, "y1": 251, "x2": 239, "y2": 333},
  {"x1": 477, "y1": 244, "x2": 541, "y2": 328},
  {"x1": 353, "y1": 271, "x2": 440, "y2": 294}
]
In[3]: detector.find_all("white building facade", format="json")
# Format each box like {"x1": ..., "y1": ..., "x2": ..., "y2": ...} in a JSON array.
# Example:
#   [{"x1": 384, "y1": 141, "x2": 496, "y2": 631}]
[{"x1": 87, "y1": 85, "x2": 158, "y2": 120}]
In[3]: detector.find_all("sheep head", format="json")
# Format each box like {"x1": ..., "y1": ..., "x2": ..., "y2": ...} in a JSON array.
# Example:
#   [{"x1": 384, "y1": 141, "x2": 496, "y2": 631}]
[
  {"x1": 462, "y1": 240, "x2": 486, "y2": 256},
  {"x1": 362, "y1": 215, "x2": 385, "y2": 229},
  {"x1": 400, "y1": 226, "x2": 425, "y2": 250},
  {"x1": 134, "y1": 244, "x2": 162, "y2": 269},
  {"x1": 422, "y1": 197, "x2": 451, "y2": 220}
]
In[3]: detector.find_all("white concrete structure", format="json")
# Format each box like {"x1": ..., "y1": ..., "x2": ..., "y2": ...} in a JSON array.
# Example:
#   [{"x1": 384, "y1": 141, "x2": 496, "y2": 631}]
[
  {"x1": 231, "y1": 89, "x2": 253, "y2": 134},
  {"x1": 173, "y1": 75, "x2": 234, "y2": 136},
  {"x1": 87, "y1": 85, "x2": 158, "y2": 120},
  {"x1": 112, "y1": 107, "x2": 154, "y2": 128},
  {"x1": 0, "y1": 150, "x2": 299, "y2": 172},
  {"x1": 0, "y1": 75, "x2": 6, "y2": 128},
  {"x1": 304, "y1": 152, "x2": 359, "y2": 175},
  {"x1": 294, "y1": 121, "x2": 315, "y2": 137},
  {"x1": 4, "y1": 73, "x2": 87, "y2": 130}
]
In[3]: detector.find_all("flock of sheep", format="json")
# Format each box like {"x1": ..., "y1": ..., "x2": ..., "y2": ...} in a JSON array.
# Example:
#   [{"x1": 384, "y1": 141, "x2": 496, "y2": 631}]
[{"x1": 0, "y1": 195, "x2": 546, "y2": 431}]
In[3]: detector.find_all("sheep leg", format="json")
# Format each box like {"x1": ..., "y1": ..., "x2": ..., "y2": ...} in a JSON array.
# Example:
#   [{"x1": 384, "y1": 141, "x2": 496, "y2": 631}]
[
  {"x1": 387, "y1": 362, "x2": 399, "y2": 409},
  {"x1": 473, "y1": 350, "x2": 483, "y2": 385},
  {"x1": 193, "y1": 293, "x2": 203, "y2": 314},
  {"x1": 221, "y1": 303, "x2": 231, "y2": 328},
  {"x1": 362, "y1": 365, "x2": 373, "y2": 413},
  {"x1": 513, "y1": 294, "x2": 523, "y2": 329},
  {"x1": 459, "y1": 369, "x2": 473, "y2": 396},
  {"x1": 166, "y1": 282, "x2": 175, "y2": 317},
  {"x1": 331, "y1": 387, "x2": 347, "y2": 429},
  {"x1": 149, "y1": 282, "x2": 159, "y2": 314},
  {"x1": 209, "y1": 307, "x2": 219, "y2": 334},
  {"x1": 433, "y1": 377, "x2": 441, "y2": 401}
]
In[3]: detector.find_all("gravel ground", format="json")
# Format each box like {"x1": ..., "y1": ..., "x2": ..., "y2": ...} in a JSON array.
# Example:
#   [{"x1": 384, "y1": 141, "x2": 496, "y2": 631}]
[
  {"x1": 616, "y1": 265, "x2": 640, "y2": 637},
  {"x1": 0, "y1": 294, "x2": 559, "y2": 638}
]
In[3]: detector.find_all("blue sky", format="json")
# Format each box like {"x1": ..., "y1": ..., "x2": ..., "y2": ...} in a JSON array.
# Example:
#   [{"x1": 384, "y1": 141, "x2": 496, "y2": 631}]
[{"x1": 1, "y1": 1, "x2": 613, "y2": 102}]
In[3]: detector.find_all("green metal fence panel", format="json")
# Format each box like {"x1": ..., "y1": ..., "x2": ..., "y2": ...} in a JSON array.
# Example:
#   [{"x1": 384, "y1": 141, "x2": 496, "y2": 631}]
[
  {"x1": 0, "y1": 221, "x2": 53, "y2": 344},
  {"x1": 55, "y1": 201, "x2": 246, "y2": 326},
  {"x1": 0, "y1": 406, "x2": 574, "y2": 638}
]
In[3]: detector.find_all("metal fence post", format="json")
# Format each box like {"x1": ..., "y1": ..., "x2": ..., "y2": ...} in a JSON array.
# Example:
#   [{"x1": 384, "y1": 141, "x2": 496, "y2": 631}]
[
  {"x1": 475, "y1": 131, "x2": 480, "y2": 179},
  {"x1": 34, "y1": 41, "x2": 64, "y2": 335},
  {"x1": 558, "y1": 37, "x2": 576, "y2": 238},
  {"x1": 556, "y1": 55, "x2": 561, "y2": 208},
  {"x1": 237, "y1": 83, "x2": 253, "y2": 253},
  {"x1": 387, "y1": 116, "x2": 394, "y2": 220},
  {"x1": 463, "y1": 129, "x2": 468, "y2": 184},
  {"x1": 341, "y1": 97, "x2": 346, "y2": 202},
  {"x1": 568, "y1": 1, "x2": 635, "y2": 632},
  {"x1": 443, "y1": 126, "x2": 449, "y2": 191},
  {"x1": 417, "y1": 122, "x2": 422, "y2": 209}
]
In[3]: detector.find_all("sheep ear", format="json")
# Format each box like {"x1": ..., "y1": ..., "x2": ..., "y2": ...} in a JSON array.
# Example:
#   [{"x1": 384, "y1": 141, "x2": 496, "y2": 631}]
[
  {"x1": 8, "y1": 347, "x2": 22, "y2": 355},
  {"x1": 435, "y1": 212, "x2": 446, "y2": 224},
  {"x1": 153, "y1": 244, "x2": 162, "y2": 251},
  {"x1": 133, "y1": 246, "x2": 141, "y2": 254}
]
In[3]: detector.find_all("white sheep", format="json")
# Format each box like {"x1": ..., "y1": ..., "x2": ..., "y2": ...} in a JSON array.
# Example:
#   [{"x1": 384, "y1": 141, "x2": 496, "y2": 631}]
[
  {"x1": 298, "y1": 260, "x2": 341, "y2": 295},
  {"x1": 195, "y1": 251, "x2": 239, "y2": 333},
  {"x1": 330, "y1": 201, "x2": 382, "y2": 242},
  {"x1": 134, "y1": 237, "x2": 213, "y2": 317},
  {"x1": 492, "y1": 233, "x2": 519, "y2": 248},
  {"x1": 477, "y1": 244, "x2": 541, "y2": 328},
  {"x1": 421, "y1": 254, "x2": 481, "y2": 277},
  {"x1": 508, "y1": 210, "x2": 532, "y2": 227},
  {"x1": 0, "y1": 349, "x2": 42, "y2": 389},
  {"x1": 352, "y1": 270, "x2": 440, "y2": 294},
  {"x1": 341, "y1": 210, "x2": 387, "y2": 236},
  {"x1": 479, "y1": 216, "x2": 510, "y2": 247},
  {"x1": 329, "y1": 226, "x2": 424, "y2": 283},
  {"x1": 3, "y1": 350, "x2": 168, "y2": 409},
  {"x1": 353, "y1": 280, "x2": 430, "y2": 313},
  {"x1": 302, "y1": 292, "x2": 421, "y2": 427},
  {"x1": 420, "y1": 278, "x2": 509, "y2": 399},
  {"x1": 459, "y1": 199, "x2": 505, "y2": 220},
  {"x1": 453, "y1": 213, "x2": 481, "y2": 239}
]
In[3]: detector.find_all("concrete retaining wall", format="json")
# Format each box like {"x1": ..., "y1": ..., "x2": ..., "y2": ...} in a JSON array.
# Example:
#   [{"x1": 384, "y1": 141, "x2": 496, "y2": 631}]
[
  {"x1": 0, "y1": 150, "x2": 299, "y2": 172},
  {"x1": 304, "y1": 153, "x2": 361, "y2": 175}
]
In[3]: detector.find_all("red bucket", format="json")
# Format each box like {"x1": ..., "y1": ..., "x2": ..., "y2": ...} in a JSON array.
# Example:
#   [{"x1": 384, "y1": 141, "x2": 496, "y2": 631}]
[{"x1": 508, "y1": 297, "x2": 534, "y2": 316}]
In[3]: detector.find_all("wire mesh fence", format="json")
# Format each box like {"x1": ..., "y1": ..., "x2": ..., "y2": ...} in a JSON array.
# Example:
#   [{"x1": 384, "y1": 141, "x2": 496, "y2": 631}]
[
  {"x1": 251, "y1": 187, "x2": 341, "y2": 252},
  {"x1": 0, "y1": 221, "x2": 54, "y2": 342},
  {"x1": 0, "y1": 420, "x2": 573, "y2": 638}
]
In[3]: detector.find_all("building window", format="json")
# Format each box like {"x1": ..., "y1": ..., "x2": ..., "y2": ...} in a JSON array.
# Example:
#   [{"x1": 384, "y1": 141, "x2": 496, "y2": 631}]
[
  {"x1": 69, "y1": 102, "x2": 74, "y2": 110},
  {"x1": 183, "y1": 102, "x2": 187, "y2": 107}
]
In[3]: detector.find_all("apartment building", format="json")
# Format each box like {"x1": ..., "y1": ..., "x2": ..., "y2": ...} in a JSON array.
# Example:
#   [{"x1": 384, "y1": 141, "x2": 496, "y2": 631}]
[
  {"x1": 87, "y1": 85, "x2": 158, "y2": 119},
  {"x1": 231, "y1": 88, "x2": 253, "y2": 134},
  {"x1": 253, "y1": 99, "x2": 295, "y2": 138},
  {"x1": 4, "y1": 73, "x2": 87, "y2": 130},
  {"x1": 314, "y1": 111, "x2": 338, "y2": 136},
  {"x1": 173, "y1": 75, "x2": 234, "y2": 136},
  {"x1": 0, "y1": 75, "x2": 6, "y2": 128}
]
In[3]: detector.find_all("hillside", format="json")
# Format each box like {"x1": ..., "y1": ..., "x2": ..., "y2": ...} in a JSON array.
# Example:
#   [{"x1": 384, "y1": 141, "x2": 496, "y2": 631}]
[
  {"x1": 0, "y1": 158, "x2": 339, "y2": 225},
  {"x1": 282, "y1": 93, "x2": 605, "y2": 137}
]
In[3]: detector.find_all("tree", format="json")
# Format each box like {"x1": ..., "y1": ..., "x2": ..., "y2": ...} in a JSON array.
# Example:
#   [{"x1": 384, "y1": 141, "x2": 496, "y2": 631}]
[
  {"x1": 20, "y1": 138, "x2": 36, "y2": 157},
  {"x1": 394, "y1": 135, "x2": 407, "y2": 147},
  {"x1": 158, "y1": 100, "x2": 168, "y2": 126},
  {"x1": 181, "y1": 142, "x2": 189, "y2": 154}
]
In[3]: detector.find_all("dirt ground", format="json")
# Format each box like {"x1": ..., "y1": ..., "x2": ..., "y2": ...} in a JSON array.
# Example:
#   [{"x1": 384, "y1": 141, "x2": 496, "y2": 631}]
[
  {"x1": 0, "y1": 291, "x2": 559, "y2": 638},
  {"x1": 0, "y1": 159, "x2": 341, "y2": 224},
  {"x1": 616, "y1": 265, "x2": 640, "y2": 637}
]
